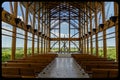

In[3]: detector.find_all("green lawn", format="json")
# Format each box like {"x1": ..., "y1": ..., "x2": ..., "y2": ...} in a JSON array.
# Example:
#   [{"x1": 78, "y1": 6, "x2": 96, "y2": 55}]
[{"x1": 2, "y1": 47, "x2": 117, "y2": 62}]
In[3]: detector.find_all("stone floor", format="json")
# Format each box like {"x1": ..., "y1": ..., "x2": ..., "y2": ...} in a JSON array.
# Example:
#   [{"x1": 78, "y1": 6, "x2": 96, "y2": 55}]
[{"x1": 37, "y1": 57, "x2": 89, "y2": 78}]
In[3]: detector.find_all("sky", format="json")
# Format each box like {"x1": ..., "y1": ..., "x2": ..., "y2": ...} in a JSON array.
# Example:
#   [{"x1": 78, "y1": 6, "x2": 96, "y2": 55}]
[{"x1": 1, "y1": 2, "x2": 116, "y2": 48}]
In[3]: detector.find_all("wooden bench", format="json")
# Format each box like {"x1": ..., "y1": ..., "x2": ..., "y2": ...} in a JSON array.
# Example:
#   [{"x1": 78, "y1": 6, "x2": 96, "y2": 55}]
[
  {"x1": 2, "y1": 67, "x2": 36, "y2": 78},
  {"x1": 91, "y1": 68, "x2": 118, "y2": 78},
  {"x1": 83, "y1": 64, "x2": 118, "y2": 74},
  {"x1": 80, "y1": 61, "x2": 118, "y2": 67},
  {"x1": 2, "y1": 63, "x2": 48, "y2": 73}
]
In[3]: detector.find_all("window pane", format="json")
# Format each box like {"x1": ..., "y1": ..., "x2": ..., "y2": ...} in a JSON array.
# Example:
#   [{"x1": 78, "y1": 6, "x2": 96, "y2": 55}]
[{"x1": 2, "y1": 22, "x2": 13, "y2": 62}]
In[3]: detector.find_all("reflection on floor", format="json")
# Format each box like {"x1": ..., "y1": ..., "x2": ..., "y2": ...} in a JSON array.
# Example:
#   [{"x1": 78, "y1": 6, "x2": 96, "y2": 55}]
[{"x1": 37, "y1": 57, "x2": 89, "y2": 78}]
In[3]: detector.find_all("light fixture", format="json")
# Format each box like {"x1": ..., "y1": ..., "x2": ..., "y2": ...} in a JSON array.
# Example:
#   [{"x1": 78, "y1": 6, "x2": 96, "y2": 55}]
[
  {"x1": 15, "y1": 18, "x2": 21, "y2": 24},
  {"x1": 99, "y1": 24, "x2": 104, "y2": 29},
  {"x1": 39, "y1": 32, "x2": 41, "y2": 35},
  {"x1": 26, "y1": 25, "x2": 31, "y2": 30},
  {"x1": 92, "y1": 28, "x2": 96, "y2": 33},
  {"x1": 110, "y1": 16, "x2": 118, "y2": 23},
  {"x1": 88, "y1": 32, "x2": 91, "y2": 35},
  {"x1": 34, "y1": 29, "x2": 37, "y2": 33}
]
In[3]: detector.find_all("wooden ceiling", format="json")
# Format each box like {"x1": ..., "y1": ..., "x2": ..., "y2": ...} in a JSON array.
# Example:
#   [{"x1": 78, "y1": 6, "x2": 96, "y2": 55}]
[{"x1": 20, "y1": 2, "x2": 102, "y2": 15}]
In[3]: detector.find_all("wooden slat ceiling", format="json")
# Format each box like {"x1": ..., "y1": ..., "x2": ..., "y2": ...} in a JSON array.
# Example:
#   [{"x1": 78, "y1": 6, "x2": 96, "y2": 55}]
[
  {"x1": 21, "y1": 2, "x2": 96, "y2": 13},
  {"x1": 20, "y1": 1, "x2": 102, "y2": 19}
]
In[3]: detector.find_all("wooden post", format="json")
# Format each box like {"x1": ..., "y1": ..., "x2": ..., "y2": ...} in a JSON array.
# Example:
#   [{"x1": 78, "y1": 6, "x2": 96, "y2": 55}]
[
  {"x1": 37, "y1": 3, "x2": 40, "y2": 54},
  {"x1": 114, "y1": 2, "x2": 118, "y2": 61},
  {"x1": 41, "y1": 3, "x2": 43, "y2": 54},
  {"x1": 84, "y1": 12, "x2": 86, "y2": 54},
  {"x1": 102, "y1": 2, "x2": 107, "y2": 58},
  {"x1": 48, "y1": 11, "x2": 51, "y2": 52},
  {"x1": 24, "y1": 2, "x2": 29, "y2": 57},
  {"x1": 81, "y1": 14, "x2": 83, "y2": 54},
  {"x1": 32, "y1": 2, "x2": 36, "y2": 56},
  {"x1": 11, "y1": 2, "x2": 18, "y2": 60},
  {"x1": 95, "y1": 2, "x2": 98, "y2": 56},
  {"x1": 69, "y1": 4, "x2": 70, "y2": 53},
  {"x1": 79, "y1": 9, "x2": 81, "y2": 53},
  {"x1": 86, "y1": 7, "x2": 89, "y2": 54},
  {"x1": 59, "y1": 6, "x2": 60, "y2": 53},
  {"x1": 9, "y1": 2, "x2": 13, "y2": 14},
  {"x1": 90, "y1": 2, "x2": 93, "y2": 55}
]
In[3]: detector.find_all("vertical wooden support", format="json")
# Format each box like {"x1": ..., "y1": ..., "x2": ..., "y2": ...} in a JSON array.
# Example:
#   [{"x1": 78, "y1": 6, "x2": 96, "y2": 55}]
[
  {"x1": 9, "y1": 2, "x2": 13, "y2": 14},
  {"x1": 79, "y1": 9, "x2": 81, "y2": 53},
  {"x1": 11, "y1": 2, "x2": 18, "y2": 60},
  {"x1": 102, "y1": 2, "x2": 107, "y2": 58},
  {"x1": 59, "y1": 6, "x2": 60, "y2": 52},
  {"x1": 37, "y1": 3, "x2": 40, "y2": 54},
  {"x1": 81, "y1": 15, "x2": 83, "y2": 54},
  {"x1": 24, "y1": 2, "x2": 29, "y2": 57},
  {"x1": 95, "y1": 2, "x2": 98, "y2": 56},
  {"x1": 48, "y1": 11, "x2": 51, "y2": 52},
  {"x1": 90, "y1": 2, "x2": 93, "y2": 55},
  {"x1": 20, "y1": 3, "x2": 25, "y2": 21},
  {"x1": 41, "y1": 3, "x2": 43, "y2": 54},
  {"x1": 32, "y1": 2, "x2": 36, "y2": 56},
  {"x1": 83, "y1": 13, "x2": 86, "y2": 54},
  {"x1": 69, "y1": 4, "x2": 70, "y2": 53},
  {"x1": 86, "y1": 7, "x2": 89, "y2": 54},
  {"x1": 114, "y1": 2, "x2": 118, "y2": 61}
]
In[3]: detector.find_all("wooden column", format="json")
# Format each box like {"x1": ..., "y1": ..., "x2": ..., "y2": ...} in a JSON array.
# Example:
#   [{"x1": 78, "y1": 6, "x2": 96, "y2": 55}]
[
  {"x1": 81, "y1": 15, "x2": 83, "y2": 54},
  {"x1": 48, "y1": 11, "x2": 51, "y2": 52},
  {"x1": 86, "y1": 7, "x2": 89, "y2": 54},
  {"x1": 41, "y1": 3, "x2": 43, "y2": 54},
  {"x1": 9, "y1": 2, "x2": 13, "y2": 14},
  {"x1": 24, "y1": 2, "x2": 29, "y2": 57},
  {"x1": 32, "y1": 3, "x2": 36, "y2": 56},
  {"x1": 102, "y1": 2, "x2": 107, "y2": 58},
  {"x1": 11, "y1": 2, "x2": 18, "y2": 60},
  {"x1": 69, "y1": 4, "x2": 70, "y2": 53},
  {"x1": 83, "y1": 13, "x2": 86, "y2": 54},
  {"x1": 79, "y1": 9, "x2": 81, "y2": 53},
  {"x1": 59, "y1": 6, "x2": 60, "y2": 52},
  {"x1": 37, "y1": 3, "x2": 40, "y2": 54},
  {"x1": 114, "y1": 2, "x2": 118, "y2": 61},
  {"x1": 95, "y1": 2, "x2": 98, "y2": 56},
  {"x1": 90, "y1": 2, "x2": 93, "y2": 55}
]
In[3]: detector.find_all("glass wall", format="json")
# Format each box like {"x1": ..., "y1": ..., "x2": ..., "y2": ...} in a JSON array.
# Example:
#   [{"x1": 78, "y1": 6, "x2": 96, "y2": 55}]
[
  {"x1": 106, "y1": 27, "x2": 116, "y2": 60},
  {"x1": 2, "y1": 22, "x2": 13, "y2": 62},
  {"x1": 98, "y1": 32, "x2": 103, "y2": 57},
  {"x1": 16, "y1": 28, "x2": 24, "y2": 59},
  {"x1": 27, "y1": 32, "x2": 32, "y2": 56}
]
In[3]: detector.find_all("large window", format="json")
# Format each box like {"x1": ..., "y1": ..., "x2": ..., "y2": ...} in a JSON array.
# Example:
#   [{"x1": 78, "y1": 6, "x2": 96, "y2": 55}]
[
  {"x1": 27, "y1": 32, "x2": 32, "y2": 56},
  {"x1": 2, "y1": 22, "x2": 13, "y2": 62},
  {"x1": 98, "y1": 32, "x2": 103, "y2": 57},
  {"x1": 50, "y1": 41, "x2": 59, "y2": 52},
  {"x1": 34, "y1": 35, "x2": 38, "y2": 54},
  {"x1": 105, "y1": 2, "x2": 114, "y2": 21},
  {"x1": 106, "y1": 27, "x2": 116, "y2": 60},
  {"x1": 60, "y1": 22, "x2": 69, "y2": 38},
  {"x1": 2, "y1": 2, "x2": 13, "y2": 14},
  {"x1": 16, "y1": 28, "x2": 24, "y2": 59},
  {"x1": 92, "y1": 35, "x2": 96, "y2": 55}
]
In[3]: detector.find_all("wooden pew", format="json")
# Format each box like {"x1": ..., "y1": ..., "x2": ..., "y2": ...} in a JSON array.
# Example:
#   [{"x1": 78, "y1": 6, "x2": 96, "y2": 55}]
[
  {"x1": 91, "y1": 68, "x2": 118, "y2": 78},
  {"x1": 2, "y1": 67, "x2": 36, "y2": 78},
  {"x1": 2, "y1": 67, "x2": 21, "y2": 78},
  {"x1": 82, "y1": 64, "x2": 118, "y2": 74},
  {"x1": 80, "y1": 61, "x2": 118, "y2": 67},
  {"x1": 20, "y1": 67, "x2": 36, "y2": 77},
  {"x1": 2, "y1": 63, "x2": 48, "y2": 73}
]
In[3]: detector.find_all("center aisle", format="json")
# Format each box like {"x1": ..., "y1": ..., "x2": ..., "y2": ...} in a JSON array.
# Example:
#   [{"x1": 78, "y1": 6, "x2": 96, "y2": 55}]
[{"x1": 37, "y1": 57, "x2": 89, "y2": 78}]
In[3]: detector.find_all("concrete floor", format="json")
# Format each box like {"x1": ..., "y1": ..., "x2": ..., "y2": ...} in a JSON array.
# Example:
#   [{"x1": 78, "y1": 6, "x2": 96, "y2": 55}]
[{"x1": 37, "y1": 57, "x2": 89, "y2": 78}]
